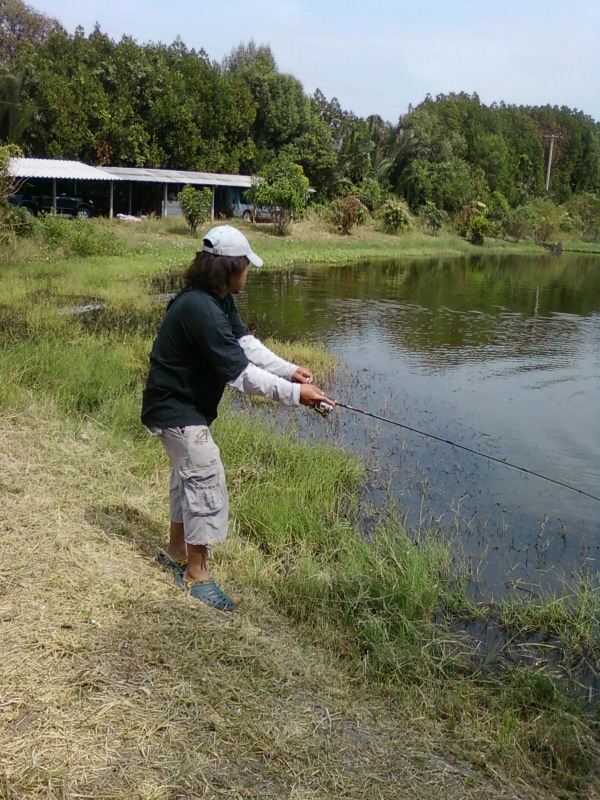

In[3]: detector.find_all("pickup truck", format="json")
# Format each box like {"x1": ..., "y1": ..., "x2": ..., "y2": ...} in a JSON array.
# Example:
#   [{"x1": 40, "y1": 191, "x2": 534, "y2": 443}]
[{"x1": 8, "y1": 192, "x2": 95, "y2": 218}]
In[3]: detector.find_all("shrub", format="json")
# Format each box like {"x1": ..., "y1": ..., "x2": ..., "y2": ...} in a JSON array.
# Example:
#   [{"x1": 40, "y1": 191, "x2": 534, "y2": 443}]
[
  {"x1": 381, "y1": 199, "x2": 409, "y2": 234},
  {"x1": 419, "y1": 201, "x2": 448, "y2": 236},
  {"x1": 563, "y1": 193, "x2": 600, "y2": 240},
  {"x1": 8, "y1": 205, "x2": 37, "y2": 237},
  {"x1": 505, "y1": 205, "x2": 537, "y2": 240},
  {"x1": 36, "y1": 214, "x2": 124, "y2": 257},
  {"x1": 355, "y1": 177, "x2": 387, "y2": 211},
  {"x1": 466, "y1": 214, "x2": 490, "y2": 246},
  {"x1": 328, "y1": 195, "x2": 368, "y2": 235},
  {"x1": 509, "y1": 198, "x2": 571, "y2": 244},
  {"x1": 37, "y1": 211, "x2": 70, "y2": 250},
  {"x1": 0, "y1": 204, "x2": 36, "y2": 247},
  {"x1": 246, "y1": 156, "x2": 309, "y2": 236},
  {"x1": 455, "y1": 201, "x2": 489, "y2": 243},
  {"x1": 177, "y1": 186, "x2": 213, "y2": 235},
  {"x1": 487, "y1": 191, "x2": 511, "y2": 235}
]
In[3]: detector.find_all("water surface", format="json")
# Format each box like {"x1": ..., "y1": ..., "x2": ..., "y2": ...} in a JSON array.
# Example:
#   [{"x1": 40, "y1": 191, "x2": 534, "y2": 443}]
[{"x1": 236, "y1": 253, "x2": 600, "y2": 596}]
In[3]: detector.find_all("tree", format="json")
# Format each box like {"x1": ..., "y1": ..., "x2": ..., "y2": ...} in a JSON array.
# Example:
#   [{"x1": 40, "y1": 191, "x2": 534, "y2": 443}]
[
  {"x1": 177, "y1": 186, "x2": 212, "y2": 235},
  {"x1": 246, "y1": 156, "x2": 308, "y2": 235},
  {"x1": 9, "y1": 26, "x2": 257, "y2": 170},
  {"x1": 0, "y1": 0, "x2": 63, "y2": 62},
  {"x1": 0, "y1": 70, "x2": 34, "y2": 142},
  {"x1": 381, "y1": 199, "x2": 409, "y2": 234},
  {"x1": 328, "y1": 195, "x2": 367, "y2": 235},
  {"x1": 420, "y1": 202, "x2": 447, "y2": 236}
]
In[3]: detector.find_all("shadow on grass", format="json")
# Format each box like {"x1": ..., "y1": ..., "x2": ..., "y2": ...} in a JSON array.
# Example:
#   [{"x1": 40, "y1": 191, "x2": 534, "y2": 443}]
[{"x1": 85, "y1": 503, "x2": 165, "y2": 559}]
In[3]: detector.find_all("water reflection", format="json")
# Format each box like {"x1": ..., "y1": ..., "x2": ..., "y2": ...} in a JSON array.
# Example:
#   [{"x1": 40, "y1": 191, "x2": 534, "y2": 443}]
[{"x1": 235, "y1": 253, "x2": 600, "y2": 596}]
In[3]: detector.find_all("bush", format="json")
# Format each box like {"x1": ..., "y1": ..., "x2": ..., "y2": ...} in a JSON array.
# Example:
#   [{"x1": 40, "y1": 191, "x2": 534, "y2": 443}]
[
  {"x1": 508, "y1": 198, "x2": 571, "y2": 244},
  {"x1": 505, "y1": 205, "x2": 537, "y2": 240},
  {"x1": 8, "y1": 205, "x2": 37, "y2": 237},
  {"x1": 355, "y1": 177, "x2": 387, "y2": 212},
  {"x1": 419, "y1": 201, "x2": 448, "y2": 236},
  {"x1": 564, "y1": 193, "x2": 600, "y2": 240},
  {"x1": 381, "y1": 199, "x2": 409, "y2": 234},
  {"x1": 455, "y1": 201, "x2": 489, "y2": 244},
  {"x1": 36, "y1": 213, "x2": 124, "y2": 257},
  {"x1": 487, "y1": 191, "x2": 510, "y2": 235},
  {"x1": 466, "y1": 214, "x2": 490, "y2": 246},
  {"x1": 246, "y1": 156, "x2": 309, "y2": 236},
  {"x1": 0, "y1": 203, "x2": 36, "y2": 247},
  {"x1": 177, "y1": 186, "x2": 213, "y2": 235},
  {"x1": 328, "y1": 195, "x2": 368, "y2": 235}
]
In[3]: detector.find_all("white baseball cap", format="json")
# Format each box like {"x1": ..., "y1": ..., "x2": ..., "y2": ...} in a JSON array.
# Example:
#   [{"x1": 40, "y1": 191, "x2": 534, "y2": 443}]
[{"x1": 203, "y1": 224, "x2": 264, "y2": 268}]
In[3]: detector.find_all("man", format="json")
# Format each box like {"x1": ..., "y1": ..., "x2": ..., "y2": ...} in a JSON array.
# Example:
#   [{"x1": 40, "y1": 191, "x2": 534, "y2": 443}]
[{"x1": 142, "y1": 224, "x2": 334, "y2": 611}]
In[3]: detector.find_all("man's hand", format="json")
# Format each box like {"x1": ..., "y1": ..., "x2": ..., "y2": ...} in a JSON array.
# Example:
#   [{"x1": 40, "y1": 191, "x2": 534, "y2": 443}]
[
  {"x1": 299, "y1": 384, "x2": 335, "y2": 408},
  {"x1": 292, "y1": 367, "x2": 313, "y2": 384}
]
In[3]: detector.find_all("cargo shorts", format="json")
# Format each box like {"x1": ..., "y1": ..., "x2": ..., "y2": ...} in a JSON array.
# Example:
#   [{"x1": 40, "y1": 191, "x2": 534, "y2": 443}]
[{"x1": 149, "y1": 425, "x2": 229, "y2": 547}]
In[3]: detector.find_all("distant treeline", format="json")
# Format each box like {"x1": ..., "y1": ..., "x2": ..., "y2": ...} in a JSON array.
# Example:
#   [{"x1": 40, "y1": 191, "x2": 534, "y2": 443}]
[{"x1": 1, "y1": 0, "x2": 599, "y2": 212}]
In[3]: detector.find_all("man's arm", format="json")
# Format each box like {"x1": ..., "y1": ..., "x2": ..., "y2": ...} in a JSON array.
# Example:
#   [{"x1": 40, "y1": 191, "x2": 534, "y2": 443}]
[
  {"x1": 228, "y1": 362, "x2": 301, "y2": 405},
  {"x1": 237, "y1": 334, "x2": 298, "y2": 380}
]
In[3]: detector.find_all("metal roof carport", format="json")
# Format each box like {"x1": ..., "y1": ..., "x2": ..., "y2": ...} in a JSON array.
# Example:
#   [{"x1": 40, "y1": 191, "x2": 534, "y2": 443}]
[
  {"x1": 98, "y1": 166, "x2": 254, "y2": 220},
  {"x1": 8, "y1": 157, "x2": 122, "y2": 214}
]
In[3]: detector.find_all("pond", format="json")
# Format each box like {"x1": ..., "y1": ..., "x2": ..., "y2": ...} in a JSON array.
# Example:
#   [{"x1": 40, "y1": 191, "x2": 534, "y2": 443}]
[{"x1": 234, "y1": 252, "x2": 600, "y2": 598}]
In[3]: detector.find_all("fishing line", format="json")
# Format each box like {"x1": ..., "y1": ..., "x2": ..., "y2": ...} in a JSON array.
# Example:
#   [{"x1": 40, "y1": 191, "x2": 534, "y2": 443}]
[{"x1": 322, "y1": 401, "x2": 600, "y2": 504}]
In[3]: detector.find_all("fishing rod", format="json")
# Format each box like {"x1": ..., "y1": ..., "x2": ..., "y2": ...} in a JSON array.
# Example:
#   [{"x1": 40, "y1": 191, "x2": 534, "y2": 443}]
[{"x1": 314, "y1": 401, "x2": 600, "y2": 504}]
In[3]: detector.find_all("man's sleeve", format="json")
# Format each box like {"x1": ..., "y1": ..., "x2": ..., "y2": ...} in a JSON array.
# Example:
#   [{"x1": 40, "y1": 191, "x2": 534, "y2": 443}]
[
  {"x1": 237, "y1": 334, "x2": 298, "y2": 380},
  {"x1": 228, "y1": 363, "x2": 301, "y2": 406}
]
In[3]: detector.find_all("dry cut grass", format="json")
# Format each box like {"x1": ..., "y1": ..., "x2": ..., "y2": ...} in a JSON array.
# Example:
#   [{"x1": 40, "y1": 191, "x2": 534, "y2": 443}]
[{"x1": 0, "y1": 404, "x2": 554, "y2": 800}]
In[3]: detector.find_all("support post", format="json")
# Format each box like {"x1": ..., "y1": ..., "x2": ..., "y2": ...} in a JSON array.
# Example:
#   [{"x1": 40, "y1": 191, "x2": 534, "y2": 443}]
[
  {"x1": 109, "y1": 181, "x2": 114, "y2": 219},
  {"x1": 544, "y1": 134, "x2": 562, "y2": 193},
  {"x1": 545, "y1": 136, "x2": 555, "y2": 192},
  {"x1": 128, "y1": 182, "x2": 132, "y2": 216},
  {"x1": 211, "y1": 186, "x2": 215, "y2": 221},
  {"x1": 163, "y1": 183, "x2": 168, "y2": 218},
  {"x1": 52, "y1": 179, "x2": 57, "y2": 213}
]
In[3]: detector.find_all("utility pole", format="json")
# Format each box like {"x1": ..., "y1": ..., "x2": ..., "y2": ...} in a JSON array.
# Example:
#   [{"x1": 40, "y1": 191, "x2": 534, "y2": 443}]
[{"x1": 544, "y1": 134, "x2": 562, "y2": 192}]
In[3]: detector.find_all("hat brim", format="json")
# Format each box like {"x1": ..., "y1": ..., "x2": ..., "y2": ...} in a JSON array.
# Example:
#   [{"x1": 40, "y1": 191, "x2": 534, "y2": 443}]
[{"x1": 248, "y1": 250, "x2": 263, "y2": 268}]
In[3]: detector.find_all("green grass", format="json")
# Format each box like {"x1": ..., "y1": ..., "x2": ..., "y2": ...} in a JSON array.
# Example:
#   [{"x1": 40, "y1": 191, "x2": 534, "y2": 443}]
[
  {"x1": 1, "y1": 212, "x2": 550, "y2": 275},
  {"x1": 1, "y1": 226, "x2": 599, "y2": 796},
  {"x1": 562, "y1": 240, "x2": 600, "y2": 254}
]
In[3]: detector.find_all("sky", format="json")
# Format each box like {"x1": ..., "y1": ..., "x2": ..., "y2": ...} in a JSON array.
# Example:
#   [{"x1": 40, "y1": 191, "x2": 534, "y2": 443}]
[{"x1": 30, "y1": 0, "x2": 600, "y2": 123}]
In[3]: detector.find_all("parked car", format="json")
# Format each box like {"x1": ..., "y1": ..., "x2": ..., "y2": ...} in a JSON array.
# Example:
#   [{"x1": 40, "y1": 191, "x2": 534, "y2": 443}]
[
  {"x1": 8, "y1": 192, "x2": 95, "y2": 218},
  {"x1": 252, "y1": 206, "x2": 283, "y2": 223},
  {"x1": 231, "y1": 203, "x2": 282, "y2": 223},
  {"x1": 223, "y1": 190, "x2": 281, "y2": 223}
]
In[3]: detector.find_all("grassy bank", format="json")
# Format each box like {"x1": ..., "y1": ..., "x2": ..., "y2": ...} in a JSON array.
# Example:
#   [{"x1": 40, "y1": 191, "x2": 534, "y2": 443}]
[
  {"x1": 0, "y1": 212, "x2": 552, "y2": 274},
  {"x1": 1, "y1": 239, "x2": 599, "y2": 797}
]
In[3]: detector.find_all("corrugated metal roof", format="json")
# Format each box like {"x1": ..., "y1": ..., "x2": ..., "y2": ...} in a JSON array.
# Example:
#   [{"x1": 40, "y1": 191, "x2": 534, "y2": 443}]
[
  {"x1": 98, "y1": 166, "x2": 254, "y2": 188},
  {"x1": 9, "y1": 157, "x2": 121, "y2": 181}
]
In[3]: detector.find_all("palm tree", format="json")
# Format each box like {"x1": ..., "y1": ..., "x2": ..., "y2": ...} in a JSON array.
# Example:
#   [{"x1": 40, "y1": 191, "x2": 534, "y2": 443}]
[{"x1": 0, "y1": 71, "x2": 35, "y2": 144}]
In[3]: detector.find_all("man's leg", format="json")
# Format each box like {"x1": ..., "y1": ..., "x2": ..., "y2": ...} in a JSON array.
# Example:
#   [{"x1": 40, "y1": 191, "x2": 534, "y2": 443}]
[
  {"x1": 167, "y1": 522, "x2": 210, "y2": 581},
  {"x1": 165, "y1": 520, "x2": 187, "y2": 563},
  {"x1": 184, "y1": 543, "x2": 211, "y2": 583}
]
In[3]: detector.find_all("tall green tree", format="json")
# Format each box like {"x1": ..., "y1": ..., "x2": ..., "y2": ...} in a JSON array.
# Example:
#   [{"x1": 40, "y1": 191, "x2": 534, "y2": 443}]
[
  {"x1": 224, "y1": 43, "x2": 336, "y2": 192},
  {"x1": 246, "y1": 155, "x2": 309, "y2": 235}
]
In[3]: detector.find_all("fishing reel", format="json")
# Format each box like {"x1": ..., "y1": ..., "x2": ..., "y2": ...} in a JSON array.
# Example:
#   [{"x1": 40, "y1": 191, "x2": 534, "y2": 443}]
[{"x1": 314, "y1": 401, "x2": 334, "y2": 417}]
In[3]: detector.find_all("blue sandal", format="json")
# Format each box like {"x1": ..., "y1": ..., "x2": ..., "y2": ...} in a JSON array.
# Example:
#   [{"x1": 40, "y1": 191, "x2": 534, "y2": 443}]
[
  {"x1": 155, "y1": 550, "x2": 188, "y2": 575},
  {"x1": 174, "y1": 574, "x2": 234, "y2": 612}
]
